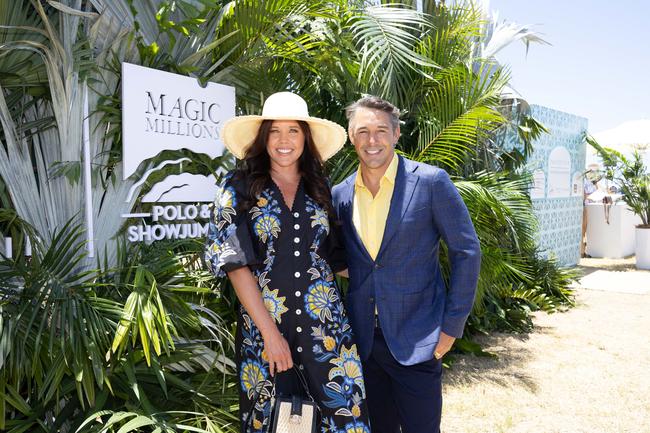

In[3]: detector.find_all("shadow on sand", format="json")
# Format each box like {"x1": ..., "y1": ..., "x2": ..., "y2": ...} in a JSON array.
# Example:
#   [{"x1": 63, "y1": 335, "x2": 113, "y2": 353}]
[{"x1": 442, "y1": 324, "x2": 556, "y2": 394}]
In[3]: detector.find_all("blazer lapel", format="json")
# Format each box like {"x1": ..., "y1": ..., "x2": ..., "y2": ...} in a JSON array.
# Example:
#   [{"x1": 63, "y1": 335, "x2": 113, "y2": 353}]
[
  {"x1": 376, "y1": 156, "x2": 419, "y2": 260},
  {"x1": 342, "y1": 173, "x2": 373, "y2": 263}
]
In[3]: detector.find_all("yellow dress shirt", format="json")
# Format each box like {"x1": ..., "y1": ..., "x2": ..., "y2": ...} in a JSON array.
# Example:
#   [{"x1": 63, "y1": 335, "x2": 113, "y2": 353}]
[{"x1": 353, "y1": 153, "x2": 399, "y2": 260}]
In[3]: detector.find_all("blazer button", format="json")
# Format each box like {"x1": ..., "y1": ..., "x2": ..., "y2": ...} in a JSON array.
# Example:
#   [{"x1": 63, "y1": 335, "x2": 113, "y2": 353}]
[
  {"x1": 369, "y1": 297, "x2": 375, "y2": 303},
  {"x1": 374, "y1": 263, "x2": 381, "y2": 269}
]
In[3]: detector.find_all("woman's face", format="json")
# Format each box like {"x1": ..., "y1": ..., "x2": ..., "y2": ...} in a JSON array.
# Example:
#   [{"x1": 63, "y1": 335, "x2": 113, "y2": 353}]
[{"x1": 266, "y1": 120, "x2": 305, "y2": 172}]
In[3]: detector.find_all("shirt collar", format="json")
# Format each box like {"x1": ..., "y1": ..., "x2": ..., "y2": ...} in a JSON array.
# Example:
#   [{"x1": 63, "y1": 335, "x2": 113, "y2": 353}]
[{"x1": 355, "y1": 153, "x2": 399, "y2": 189}]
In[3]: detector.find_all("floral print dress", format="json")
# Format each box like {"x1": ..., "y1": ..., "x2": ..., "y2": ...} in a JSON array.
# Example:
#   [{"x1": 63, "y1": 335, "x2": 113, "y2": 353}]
[{"x1": 205, "y1": 171, "x2": 370, "y2": 433}]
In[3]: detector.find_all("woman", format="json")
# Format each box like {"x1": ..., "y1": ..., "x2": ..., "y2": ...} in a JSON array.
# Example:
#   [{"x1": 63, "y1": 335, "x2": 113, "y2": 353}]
[{"x1": 205, "y1": 92, "x2": 370, "y2": 433}]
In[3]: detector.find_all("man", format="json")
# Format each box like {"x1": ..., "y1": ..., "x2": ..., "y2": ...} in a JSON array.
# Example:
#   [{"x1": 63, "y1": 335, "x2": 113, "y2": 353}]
[{"x1": 332, "y1": 96, "x2": 481, "y2": 433}]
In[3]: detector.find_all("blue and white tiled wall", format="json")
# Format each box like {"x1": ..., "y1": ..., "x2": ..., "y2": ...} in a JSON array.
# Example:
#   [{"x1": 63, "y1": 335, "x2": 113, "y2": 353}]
[{"x1": 527, "y1": 105, "x2": 588, "y2": 266}]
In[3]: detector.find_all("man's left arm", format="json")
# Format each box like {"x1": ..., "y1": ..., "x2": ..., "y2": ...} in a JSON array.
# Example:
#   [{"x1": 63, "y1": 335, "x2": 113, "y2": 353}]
[{"x1": 429, "y1": 169, "x2": 481, "y2": 358}]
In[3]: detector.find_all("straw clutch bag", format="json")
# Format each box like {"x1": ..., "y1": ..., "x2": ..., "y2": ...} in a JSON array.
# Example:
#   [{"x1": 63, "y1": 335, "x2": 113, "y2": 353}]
[
  {"x1": 245, "y1": 366, "x2": 319, "y2": 433},
  {"x1": 270, "y1": 394, "x2": 318, "y2": 433}
]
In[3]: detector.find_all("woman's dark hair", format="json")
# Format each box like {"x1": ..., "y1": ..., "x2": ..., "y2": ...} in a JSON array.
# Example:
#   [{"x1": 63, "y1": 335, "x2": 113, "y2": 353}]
[{"x1": 236, "y1": 119, "x2": 335, "y2": 216}]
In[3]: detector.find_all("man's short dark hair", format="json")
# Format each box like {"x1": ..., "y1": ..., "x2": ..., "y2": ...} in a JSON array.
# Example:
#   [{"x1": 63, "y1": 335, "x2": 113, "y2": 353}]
[{"x1": 345, "y1": 95, "x2": 401, "y2": 131}]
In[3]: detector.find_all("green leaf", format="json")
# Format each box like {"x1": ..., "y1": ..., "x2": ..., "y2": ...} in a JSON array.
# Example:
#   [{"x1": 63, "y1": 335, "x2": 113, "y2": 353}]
[{"x1": 116, "y1": 415, "x2": 157, "y2": 433}]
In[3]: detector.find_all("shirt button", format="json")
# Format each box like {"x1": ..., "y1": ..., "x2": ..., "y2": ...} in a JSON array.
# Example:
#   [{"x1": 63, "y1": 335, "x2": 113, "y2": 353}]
[
  {"x1": 294, "y1": 237, "x2": 300, "y2": 243},
  {"x1": 297, "y1": 347, "x2": 303, "y2": 353},
  {"x1": 296, "y1": 326, "x2": 302, "y2": 332},
  {"x1": 294, "y1": 271, "x2": 301, "y2": 278},
  {"x1": 296, "y1": 309, "x2": 302, "y2": 315},
  {"x1": 295, "y1": 291, "x2": 301, "y2": 297},
  {"x1": 294, "y1": 251, "x2": 300, "y2": 257},
  {"x1": 293, "y1": 212, "x2": 300, "y2": 218},
  {"x1": 294, "y1": 224, "x2": 300, "y2": 230}
]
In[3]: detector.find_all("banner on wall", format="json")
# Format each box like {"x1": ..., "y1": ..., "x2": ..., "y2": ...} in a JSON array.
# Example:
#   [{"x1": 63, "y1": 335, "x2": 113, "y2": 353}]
[{"x1": 120, "y1": 63, "x2": 236, "y2": 242}]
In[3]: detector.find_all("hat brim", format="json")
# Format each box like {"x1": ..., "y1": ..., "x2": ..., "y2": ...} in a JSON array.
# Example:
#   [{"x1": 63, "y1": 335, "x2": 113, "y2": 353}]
[{"x1": 221, "y1": 115, "x2": 346, "y2": 161}]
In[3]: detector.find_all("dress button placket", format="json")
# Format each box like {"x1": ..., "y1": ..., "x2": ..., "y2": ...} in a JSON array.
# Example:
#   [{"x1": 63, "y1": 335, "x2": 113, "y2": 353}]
[{"x1": 293, "y1": 210, "x2": 303, "y2": 336}]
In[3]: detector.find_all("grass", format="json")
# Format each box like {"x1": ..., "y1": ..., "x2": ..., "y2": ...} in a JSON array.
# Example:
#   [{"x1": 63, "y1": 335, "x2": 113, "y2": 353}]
[{"x1": 441, "y1": 259, "x2": 650, "y2": 433}]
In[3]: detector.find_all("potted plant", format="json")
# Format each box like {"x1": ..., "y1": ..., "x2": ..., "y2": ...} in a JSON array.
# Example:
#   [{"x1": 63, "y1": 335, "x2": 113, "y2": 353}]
[{"x1": 589, "y1": 138, "x2": 650, "y2": 269}]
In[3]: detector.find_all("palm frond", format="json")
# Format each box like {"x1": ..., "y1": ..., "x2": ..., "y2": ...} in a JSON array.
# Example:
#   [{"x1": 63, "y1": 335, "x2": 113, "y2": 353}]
[
  {"x1": 347, "y1": 4, "x2": 437, "y2": 101},
  {"x1": 0, "y1": 218, "x2": 122, "y2": 410},
  {"x1": 451, "y1": 172, "x2": 539, "y2": 313},
  {"x1": 481, "y1": 10, "x2": 550, "y2": 59},
  {"x1": 411, "y1": 63, "x2": 508, "y2": 171}
]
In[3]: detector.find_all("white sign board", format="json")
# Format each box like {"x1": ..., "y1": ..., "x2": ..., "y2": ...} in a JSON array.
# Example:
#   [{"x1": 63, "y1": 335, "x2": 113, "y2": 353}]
[
  {"x1": 121, "y1": 63, "x2": 236, "y2": 242},
  {"x1": 121, "y1": 62, "x2": 234, "y2": 180}
]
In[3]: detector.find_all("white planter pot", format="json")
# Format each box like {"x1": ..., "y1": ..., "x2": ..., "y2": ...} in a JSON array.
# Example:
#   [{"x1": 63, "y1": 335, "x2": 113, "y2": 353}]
[{"x1": 636, "y1": 227, "x2": 650, "y2": 270}]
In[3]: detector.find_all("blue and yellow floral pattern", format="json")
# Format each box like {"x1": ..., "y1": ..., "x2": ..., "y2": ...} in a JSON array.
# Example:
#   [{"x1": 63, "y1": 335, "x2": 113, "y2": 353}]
[
  {"x1": 328, "y1": 345, "x2": 365, "y2": 396},
  {"x1": 262, "y1": 286, "x2": 288, "y2": 323},
  {"x1": 253, "y1": 214, "x2": 280, "y2": 243},
  {"x1": 311, "y1": 207, "x2": 330, "y2": 233},
  {"x1": 241, "y1": 360, "x2": 267, "y2": 398},
  {"x1": 213, "y1": 183, "x2": 236, "y2": 230},
  {"x1": 205, "y1": 173, "x2": 369, "y2": 433},
  {"x1": 305, "y1": 280, "x2": 338, "y2": 322}
]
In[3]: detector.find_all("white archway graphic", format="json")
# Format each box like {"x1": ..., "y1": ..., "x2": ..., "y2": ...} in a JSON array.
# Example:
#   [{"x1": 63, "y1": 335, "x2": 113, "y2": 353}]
[{"x1": 547, "y1": 147, "x2": 571, "y2": 198}]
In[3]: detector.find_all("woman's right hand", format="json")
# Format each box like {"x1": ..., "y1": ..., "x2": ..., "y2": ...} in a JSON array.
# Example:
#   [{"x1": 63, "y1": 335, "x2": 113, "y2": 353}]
[
  {"x1": 261, "y1": 327, "x2": 293, "y2": 376},
  {"x1": 225, "y1": 268, "x2": 294, "y2": 376}
]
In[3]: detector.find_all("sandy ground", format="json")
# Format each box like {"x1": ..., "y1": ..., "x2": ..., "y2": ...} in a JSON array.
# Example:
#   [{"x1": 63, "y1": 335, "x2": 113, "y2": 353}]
[{"x1": 441, "y1": 258, "x2": 650, "y2": 433}]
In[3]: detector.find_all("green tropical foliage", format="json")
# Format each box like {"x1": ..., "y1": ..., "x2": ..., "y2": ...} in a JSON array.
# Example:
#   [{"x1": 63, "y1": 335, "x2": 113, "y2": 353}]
[
  {"x1": 588, "y1": 136, "x2": 650, "y2": 227},
  {"x1": 0, "y1": 214, "x2": 239, "y2": 433},
  {"x1": 0, "y1": 0, "x2": 577, "y2": 431}
]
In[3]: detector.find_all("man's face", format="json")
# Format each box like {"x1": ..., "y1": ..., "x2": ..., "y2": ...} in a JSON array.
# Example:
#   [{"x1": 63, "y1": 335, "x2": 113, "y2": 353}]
[{"x1": 348, "y1": 107, "x2": 400, "y2": 172}]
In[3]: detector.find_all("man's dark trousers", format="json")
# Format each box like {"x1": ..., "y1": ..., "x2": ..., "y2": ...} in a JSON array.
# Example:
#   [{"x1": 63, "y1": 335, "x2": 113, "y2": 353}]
[{"x1": 363, "y1": 326, "x2": 442, "y2": 433}]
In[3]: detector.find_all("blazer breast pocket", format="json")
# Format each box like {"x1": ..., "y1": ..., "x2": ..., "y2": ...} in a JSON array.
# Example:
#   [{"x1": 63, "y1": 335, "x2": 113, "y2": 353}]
[{"x1": 403, "y1": 206, "x2": 430, "y2": 224}]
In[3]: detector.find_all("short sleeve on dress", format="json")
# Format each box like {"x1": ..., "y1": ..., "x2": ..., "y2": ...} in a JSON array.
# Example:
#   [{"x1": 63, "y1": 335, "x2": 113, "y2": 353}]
[{"x1": 204, "y1": 173, "x2": 260, "y2": 278}]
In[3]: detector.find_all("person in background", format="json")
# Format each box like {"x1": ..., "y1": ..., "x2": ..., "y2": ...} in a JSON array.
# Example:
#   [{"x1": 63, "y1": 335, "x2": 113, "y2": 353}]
[
  {"x1": 582, "y1": 168, "x2": 603, "y2": 256},
  {"x1": 582, "y1": 172, "x2": 597, "y2": 256}
]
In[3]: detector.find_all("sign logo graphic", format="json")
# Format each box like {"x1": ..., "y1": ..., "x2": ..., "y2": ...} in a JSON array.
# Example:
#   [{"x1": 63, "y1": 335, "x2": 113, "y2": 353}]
[{"x1": 121, "y1": 63, "x2": 236, "y2": 241}]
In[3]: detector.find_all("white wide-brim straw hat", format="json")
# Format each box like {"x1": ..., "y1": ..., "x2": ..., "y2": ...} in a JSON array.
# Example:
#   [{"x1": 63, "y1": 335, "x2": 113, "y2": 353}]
[{"x1": 221, "y1": 91, "x2": 346, "y2": 161}]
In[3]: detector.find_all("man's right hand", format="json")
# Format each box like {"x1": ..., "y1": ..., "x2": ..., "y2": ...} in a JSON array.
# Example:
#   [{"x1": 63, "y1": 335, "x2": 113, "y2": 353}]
[{"x1": 261, "y1": 328, "x2": 293, "y2": 376}]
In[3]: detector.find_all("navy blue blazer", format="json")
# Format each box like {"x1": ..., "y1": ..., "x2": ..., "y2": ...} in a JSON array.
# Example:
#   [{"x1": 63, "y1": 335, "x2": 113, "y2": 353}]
[{"x1": 332, "y1": 156, "x2": 481, "y2": 365}]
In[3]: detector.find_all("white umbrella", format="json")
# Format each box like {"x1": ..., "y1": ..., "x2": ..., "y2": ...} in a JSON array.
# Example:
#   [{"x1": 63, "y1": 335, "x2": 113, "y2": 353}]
[
  {"x1": 593, "y1": 119, "x2": 650, "y2": 150},
  {"x1": 588, "y1": 119, "x2": 650, "y2": 168}
]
